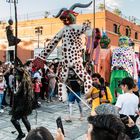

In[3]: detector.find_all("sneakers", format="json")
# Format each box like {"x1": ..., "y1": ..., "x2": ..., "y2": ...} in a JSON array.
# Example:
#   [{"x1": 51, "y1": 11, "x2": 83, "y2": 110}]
[
  {"x1": 16, "y1": 133, "x2": 25, "y2": 140},
  {"x1": 0, "y1": 109, "x2": 4, "y2": 113},
  {"x1": 65, "y1": 119, "x2": 72, "y2": 123},
  {"x1": 65, "y1": 117, "x2": 72, "y2": 123},
  {"x1": 38, "y1": 101, "x2": 41, "y2": 105}
]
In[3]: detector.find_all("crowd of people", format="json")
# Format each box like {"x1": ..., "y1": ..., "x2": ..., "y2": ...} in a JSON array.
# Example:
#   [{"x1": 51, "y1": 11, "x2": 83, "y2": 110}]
[{"x1": 0, "y1": 59, "x2": 140, "y2": 140}]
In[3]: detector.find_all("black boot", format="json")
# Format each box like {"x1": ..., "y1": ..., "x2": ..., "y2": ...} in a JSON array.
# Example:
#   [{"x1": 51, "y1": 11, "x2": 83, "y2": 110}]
[
  {"x1": 16, "y1": 133, "x2": 25, "y2": 140},
  {"x1": 22, "y1": 116, "x2": 31, "y2": 132},
  {"x1": 11, "y1": 117, "x2": 25, "y2": 140}
]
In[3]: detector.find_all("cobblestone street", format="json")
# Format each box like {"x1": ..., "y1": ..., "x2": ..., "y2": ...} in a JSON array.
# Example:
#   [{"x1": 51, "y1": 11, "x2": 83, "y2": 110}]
[{"x1": 0, "y1": 99, "x2": 90, "y2": 140}]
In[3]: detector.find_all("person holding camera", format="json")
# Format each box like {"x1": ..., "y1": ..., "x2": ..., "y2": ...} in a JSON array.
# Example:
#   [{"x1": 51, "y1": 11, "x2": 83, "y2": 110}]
[{"x1": 85, "y1": 73, "x2": 112, "y2": 115}]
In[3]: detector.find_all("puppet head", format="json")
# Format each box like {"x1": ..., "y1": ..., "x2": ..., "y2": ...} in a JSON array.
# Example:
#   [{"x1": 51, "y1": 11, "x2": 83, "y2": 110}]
[
  {"x1": 100, "y1": 32, "x2": 110, "y2": 49},
  {"x1": 118, "y1": 36, "x2": 129, "y2": 47},
  {"x1": 54, "y1": 1, "x2": 92, "y2": 25},
  {"x1": 94, "y1": 28, "x2": 101, "y2": 49},
  {"x1": 8, "y1": 19, "x2": 13, "y2": 25},
  {"x1": 60, "y1": 10, "x2": 78, "y2": 25}
]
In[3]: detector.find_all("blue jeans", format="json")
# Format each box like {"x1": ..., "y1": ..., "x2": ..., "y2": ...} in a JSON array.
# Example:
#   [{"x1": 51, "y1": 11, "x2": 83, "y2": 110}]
[
  {"x1": 138, "y1": 78, "x2": 140, "y2": 91},
  {"x1": 0, "y1": 94, "x2": 4, "y2": 109},
  {"x1": 68, "y1": 91, "x2": 81, "y2": 103}
]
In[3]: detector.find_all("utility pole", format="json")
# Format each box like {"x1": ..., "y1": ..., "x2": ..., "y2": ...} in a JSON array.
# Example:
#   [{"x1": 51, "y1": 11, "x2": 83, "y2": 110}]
[
  {"x1": 6, "y1": 0, "x2": 18, "y2": 64},
  {"x1": 6, "y1": 0, "x2": 18, "y2": 93},
  {"x1": 93, "y1": 0, "x2": 95, "y2": 29},
  {"x1": 104, "y1": 0, "x2": 106, "y2": 10}
]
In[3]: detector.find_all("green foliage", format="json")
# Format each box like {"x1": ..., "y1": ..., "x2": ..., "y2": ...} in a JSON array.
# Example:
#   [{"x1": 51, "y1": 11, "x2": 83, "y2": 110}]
[
  {"x1": 98, "y1": 3, "x2": 105, "y2": 11},
  {"x1": 113, "y1": 8, "x2": 122, "y2": 16}
]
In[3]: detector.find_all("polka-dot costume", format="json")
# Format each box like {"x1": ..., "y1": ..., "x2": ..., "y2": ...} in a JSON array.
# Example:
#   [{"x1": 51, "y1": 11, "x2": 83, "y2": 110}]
[
  {"x1": 37, "y1": 21, "x2": 93, "y2": 101},
  {"x1": 111, "y1": 47, "x2": 135, "y2": 76}
]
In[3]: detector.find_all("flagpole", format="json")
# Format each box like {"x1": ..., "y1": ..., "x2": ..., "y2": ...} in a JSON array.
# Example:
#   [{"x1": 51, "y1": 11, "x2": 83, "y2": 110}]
[
  {"x1": 89, "y1": 0, "x2": 96, "y2": 61},
  {"x1": 93, "y1": 0, "x2": 95, "y2": 29}
]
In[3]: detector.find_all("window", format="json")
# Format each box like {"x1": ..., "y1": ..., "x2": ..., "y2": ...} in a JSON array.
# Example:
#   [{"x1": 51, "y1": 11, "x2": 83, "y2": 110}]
[
  {"x1": 125, "y1": 26, "x2": 131, "y2": 37},
  {"x1": 135, "y1": 32, "x2": 138, "y2": 39},
  {"x1": 113, "y1": 24, "x2": 118, "y2": 34},
  {"x1": 126, "y1": 28, "x2": 129, "y2": 36}
]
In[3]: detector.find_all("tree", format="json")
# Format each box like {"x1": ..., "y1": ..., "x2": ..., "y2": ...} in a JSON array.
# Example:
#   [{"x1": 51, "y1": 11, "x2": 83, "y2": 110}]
[
  {"x1": 113, "y1": 8, "x2": 122, "y2": 16},
  {"x1": 98, "y1": 3, "x2": 105, "y2": 11}
]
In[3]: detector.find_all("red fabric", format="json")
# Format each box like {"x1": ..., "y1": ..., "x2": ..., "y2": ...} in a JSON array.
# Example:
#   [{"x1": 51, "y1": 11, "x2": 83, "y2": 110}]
[
  {"x1": 63, "y1": 10, "x2": 78, "y2": 16},
  {"x1": 34, "y1": 82, "x2": 42, "y2": 93},
  {"x1": 69, "y1": 10, "x2": 78, "y2": 16},
  {"x1": 32, "y1": 57, "x2": 45, "y2": 70}
]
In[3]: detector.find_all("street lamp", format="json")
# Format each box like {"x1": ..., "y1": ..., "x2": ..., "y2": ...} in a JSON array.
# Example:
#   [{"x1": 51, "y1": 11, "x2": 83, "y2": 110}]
[{"x1": 35, "y1": 26, "x2": 43, "y2": 48}]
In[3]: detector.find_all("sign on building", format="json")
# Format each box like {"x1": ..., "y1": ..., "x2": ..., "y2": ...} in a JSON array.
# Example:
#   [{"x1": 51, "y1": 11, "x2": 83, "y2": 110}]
[{"x1": 34, "y1": 47, "x2": 62, "y2": 61}]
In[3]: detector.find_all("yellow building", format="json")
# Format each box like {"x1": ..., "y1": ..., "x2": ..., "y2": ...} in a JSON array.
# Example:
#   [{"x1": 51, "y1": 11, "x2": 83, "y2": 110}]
[{"x1": 0, "y1": 9, "x2": 140, "y2": 63}]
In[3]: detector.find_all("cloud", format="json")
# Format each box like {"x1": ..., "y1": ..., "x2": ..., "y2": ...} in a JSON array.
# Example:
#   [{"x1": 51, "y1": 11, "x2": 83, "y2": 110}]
[
  {"x1": 106, "y1": 0, "x2": 122, "y2": 8},
  {"x1": 96, "y1": 0, "x2": 122, "y2": 9},
  {"x1": 82, "y1": 0, "x2": 122, "y2": 13}
]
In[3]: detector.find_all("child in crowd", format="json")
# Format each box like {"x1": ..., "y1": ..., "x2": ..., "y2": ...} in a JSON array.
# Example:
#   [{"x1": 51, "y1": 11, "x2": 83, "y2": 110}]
[
  {"x1": 33, "y1": 77, "x2": 42, "y2": 108},
  {"x1": 0, "y1": 73, "x2": 6, "y2": 113}
]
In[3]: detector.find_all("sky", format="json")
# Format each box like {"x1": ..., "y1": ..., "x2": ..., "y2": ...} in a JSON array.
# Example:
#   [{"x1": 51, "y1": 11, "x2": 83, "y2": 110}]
[{"x1": 0, "y1": 0, "x2": 140, "y2": 22}]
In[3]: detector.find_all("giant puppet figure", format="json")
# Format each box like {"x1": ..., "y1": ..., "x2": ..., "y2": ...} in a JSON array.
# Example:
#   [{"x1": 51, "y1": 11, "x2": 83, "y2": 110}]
[
  {"x1": 110, "y1": 36, "x2": 137, "y2": 103},
  {"x1": 97, "y1": 32, "x2": 111, "y2": 83},
  {"x1": 33, "y1": 1, "x2": 93, "y2": 101}
]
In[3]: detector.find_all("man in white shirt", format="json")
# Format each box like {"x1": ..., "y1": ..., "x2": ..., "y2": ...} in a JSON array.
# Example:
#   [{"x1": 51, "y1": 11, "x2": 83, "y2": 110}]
[
  {"x1": 115, "y1": 77, "x2": 139, "y2": 116},
  {"x1": 115, "y1": 77, "x2": 140, "y2": 139}
]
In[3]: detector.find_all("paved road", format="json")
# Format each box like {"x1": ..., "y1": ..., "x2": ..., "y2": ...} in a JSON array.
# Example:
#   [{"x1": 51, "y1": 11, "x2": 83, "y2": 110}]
[{"x1": 0, "y1": 99, "x2": 91, "y2": 140}]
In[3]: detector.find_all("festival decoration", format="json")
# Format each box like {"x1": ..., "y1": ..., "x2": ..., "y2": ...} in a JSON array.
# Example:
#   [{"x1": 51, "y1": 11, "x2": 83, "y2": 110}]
[
  {"x1": 100, "y1": 32, "x2": 110, "y2": 49},
  {"x1": 33, "y1": 1, "x2": 93, "y2": 102},
  {"x1": 110, "y1": 36, "x2": 137, "y2": 103}
]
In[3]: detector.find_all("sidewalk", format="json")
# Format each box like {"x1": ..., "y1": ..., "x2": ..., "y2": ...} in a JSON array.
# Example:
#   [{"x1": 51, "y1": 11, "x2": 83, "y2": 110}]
[{"x1": 0, "y1": 99, "x2": 91, "y2": 140}]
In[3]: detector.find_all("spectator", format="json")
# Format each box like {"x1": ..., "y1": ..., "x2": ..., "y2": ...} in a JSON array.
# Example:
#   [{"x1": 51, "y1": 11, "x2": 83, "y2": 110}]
[
  {"x1": 55, "y1": 114, "x2": 130, "y2": 140},
  {"x1": 25, "y1": 126, "x2": 54, "y2": 140},
  {"x1": 44, "y1": 69, "x2": 49, "y2": 102},
  {"x1": 86, "y1": 114, "x2": 130, "y2": 140},
  {"x1": 33, "y1": 69, "x2": 42, "y2": 81},
  {"x1": 2, "y1": 63, "x2": 11, "y2": 106},
  {"x1": 91, "y1": 103, "x2": 120, "y2": 117},
  {"x1": 85, "y1": 73, "x2": 112, "y2": 114},
  {"x1": 33, "y1": 77, "x2": 42, "y2": 108},
  {"x1": 9, "y1": 68, "x2": 14, "y2": 107},
  {"x1": 91, "y1": 104, "x2": 135, "y2": 130},
  {"x1": 138, "y1": 71, "x2": 140, "y2": 92},
  {"x1": 40, "y1": 68, "x2": 47, "y2": 100},
  {"x1": 0, "y1": 73, "x2": 6, "y2": 113},
  {"x1": 24, "y1": 60, "x2": 33, "y2": 77},
  {"x1": 115, "y1": 77, "x2": 140, "y2": 139},
  {"x1": 48, "y1": 64, "x2": 56, "y2": 102}
]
